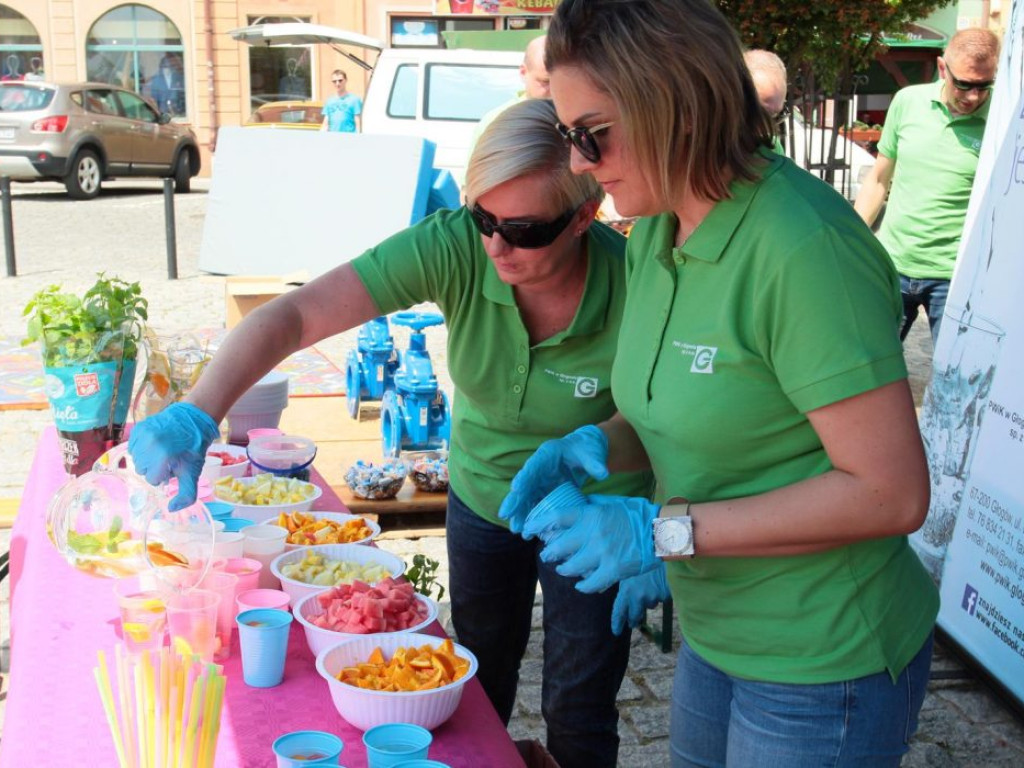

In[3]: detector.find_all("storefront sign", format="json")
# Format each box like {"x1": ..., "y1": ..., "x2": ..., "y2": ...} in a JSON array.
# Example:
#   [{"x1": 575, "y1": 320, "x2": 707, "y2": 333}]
[
  {"x1": 435, "y1": 0, "x2": 558, "y2": 15},
  {"x1": 910, "y1": 0, "x2": 1024, "y2": 710}
]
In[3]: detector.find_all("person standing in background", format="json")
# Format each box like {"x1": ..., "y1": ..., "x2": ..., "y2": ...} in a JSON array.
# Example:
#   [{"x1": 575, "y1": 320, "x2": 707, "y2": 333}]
[
  {"x1": 321, "y1": 69, "x2": 362, "y2": 132},
  {"x1": 744, "y1": 49, "x2": 788, "y2": 154},
  {"x1": 854, "y1": 27, "x2": 1000, "y2": 343}
]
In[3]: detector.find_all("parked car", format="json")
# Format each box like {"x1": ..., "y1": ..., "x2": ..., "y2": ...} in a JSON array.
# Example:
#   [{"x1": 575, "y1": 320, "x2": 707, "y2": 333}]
[
  {"x1": 245, "y1": 100, "x2": 323, "y2": 130},
  {"x1": 231, "y1": 23, "x2": 523, "y2": 184},
  {"x1": 0, "y1": 81, "x2": 200, "y2": 199}
]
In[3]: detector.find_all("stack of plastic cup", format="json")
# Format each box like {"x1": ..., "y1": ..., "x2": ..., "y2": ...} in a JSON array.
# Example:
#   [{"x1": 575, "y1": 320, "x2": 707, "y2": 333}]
[
  {"x1": 243, "y1": 525, "x2": 288, "y2": 589},
  {"x1": 363, "y1": 724, "x2": 432, "y2": 768},
  {"x1": 226, "y1": 372, "x2": 290, "y2": 443},
  {"x1": 237, "y1": 588, "x2": 291, "y2": 614},
  {"x1": 236, "y1": 608, "x2": 293, "y2": 687},
  {"x1": 198, "y1": 570, "x2": 239, "y2": 661},
  {"x1": 213, "y1": 530, "x2": 246, "y2": 558},
  {"x1": 272, "y1": 730, "x2": 344, "y2": 766}
]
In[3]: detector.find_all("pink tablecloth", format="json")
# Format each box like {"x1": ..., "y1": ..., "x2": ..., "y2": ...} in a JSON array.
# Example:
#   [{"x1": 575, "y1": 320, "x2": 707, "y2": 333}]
[{"x1": 1, "y1": 428, "x2": 525, "y2": 768}]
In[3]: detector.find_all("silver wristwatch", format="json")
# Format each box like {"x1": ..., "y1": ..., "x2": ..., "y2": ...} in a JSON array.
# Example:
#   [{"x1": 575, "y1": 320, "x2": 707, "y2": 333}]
[{"x1": 653, "y1": 515, "x2": 695, "y2": 558}]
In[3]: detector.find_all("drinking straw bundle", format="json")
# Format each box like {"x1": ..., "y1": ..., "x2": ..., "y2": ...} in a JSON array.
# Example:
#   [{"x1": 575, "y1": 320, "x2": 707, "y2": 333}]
[{"x1": 94, "y1": 645, "x2": 227, "y2": 768}]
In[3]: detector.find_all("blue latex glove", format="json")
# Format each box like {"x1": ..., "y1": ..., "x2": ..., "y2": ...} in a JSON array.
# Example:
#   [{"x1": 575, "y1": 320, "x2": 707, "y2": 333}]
[
  {"x1": 529, "y1": 493, "x2": 661, "y2": 593},
  {"x1": 128, "y1": 402, "x2": 220, "y2": 511},
  {"x1": 611, "y1": 562, "x2": 670, "y2": 636},
  {"x1": 498, "y1": 425, "x2": 609, "y2": 535}
]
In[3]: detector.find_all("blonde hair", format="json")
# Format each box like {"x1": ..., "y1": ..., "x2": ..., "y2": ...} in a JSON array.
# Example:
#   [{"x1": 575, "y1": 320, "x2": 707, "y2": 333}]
[
  {"x1": 546, "y1": 0, "x2": 772, "y2": 204},
  {"x1": 945, "y1": 27, "x2": 1000, "y2": 65},
  {"x1": 464, "y1": 98, "x2": 602, "y2": 210},
  {"x1": 744, "y1": 49, "x2": 787, "y2": 84}
]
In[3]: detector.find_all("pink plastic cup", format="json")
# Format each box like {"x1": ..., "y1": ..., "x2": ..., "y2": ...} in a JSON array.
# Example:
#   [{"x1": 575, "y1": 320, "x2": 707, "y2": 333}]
[
  {"x1": 224, "y1": 557, "x2": 263, "y2": 595},
  {"x1": 236, "y1": 588, "x2": 291, "y2": 614},
  {"x1": 247, "y1": 428, "x2": 284, "y2": 442},
  {"x1": 198, "y1": 570, "x2": 239, "y2": 661}
]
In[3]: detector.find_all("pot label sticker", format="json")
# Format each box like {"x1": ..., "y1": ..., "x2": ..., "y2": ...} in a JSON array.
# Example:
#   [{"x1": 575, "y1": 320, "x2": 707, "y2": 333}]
[
  {"x1": 74, "y1": 372, "x2": 101, "y2": 397},
  {"x1": 44, "y1": 360, "x2": 138, "y2": 431}
]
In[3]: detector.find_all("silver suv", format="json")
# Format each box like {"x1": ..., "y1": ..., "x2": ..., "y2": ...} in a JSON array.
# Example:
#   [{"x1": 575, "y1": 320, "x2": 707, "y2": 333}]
[{"x1": 0, "y1": 81, "x2": 200, "y2": 199}]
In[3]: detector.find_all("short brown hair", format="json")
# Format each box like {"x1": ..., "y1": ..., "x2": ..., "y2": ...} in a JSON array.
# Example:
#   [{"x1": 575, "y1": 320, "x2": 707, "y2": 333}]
[
  {"x1": 546, "y1": 0, "x2": 772, "y2": 204},
  {"x1": 945, "y1": 27, "x2": 1000, "y2": 66}
]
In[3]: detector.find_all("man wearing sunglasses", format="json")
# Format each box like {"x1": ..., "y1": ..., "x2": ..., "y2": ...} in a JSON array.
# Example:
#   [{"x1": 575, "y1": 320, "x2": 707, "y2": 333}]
[
  {"x1": 320, "y1": 68, "x2": 362, "y2": 132},
  {"x1": 855, "y1": 27, "x2": 999, "y2": 344}
]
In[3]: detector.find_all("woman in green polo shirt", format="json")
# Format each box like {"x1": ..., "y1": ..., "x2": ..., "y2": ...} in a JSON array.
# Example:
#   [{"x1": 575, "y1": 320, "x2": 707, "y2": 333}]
[
  {"x1": 128, "y1": 98, "x2": 649, "y2": 768},
  {"x1": 500, "y1": 2, "x2": 939, "y2": 766}
]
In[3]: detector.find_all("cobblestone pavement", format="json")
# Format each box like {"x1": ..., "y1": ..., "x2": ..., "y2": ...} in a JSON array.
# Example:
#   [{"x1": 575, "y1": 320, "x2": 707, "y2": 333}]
[{"x1": 2, "y1": 180, "x2": 1023, "y2": 765}]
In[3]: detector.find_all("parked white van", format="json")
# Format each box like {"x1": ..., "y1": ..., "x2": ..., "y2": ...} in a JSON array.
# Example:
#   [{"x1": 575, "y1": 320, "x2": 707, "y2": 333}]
[{"x1": 231, "y1": 23, "x2": 523, "y2": 183}]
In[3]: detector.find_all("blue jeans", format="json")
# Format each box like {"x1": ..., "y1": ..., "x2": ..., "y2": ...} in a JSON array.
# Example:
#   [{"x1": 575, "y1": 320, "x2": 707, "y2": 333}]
[
  {"x1": 446, "y1": 489, "x2": 630, "y2": 768},
  {"x1": 669, "y1": 634, "x2": 934, "y2": 767},
  {"x1": 899, "y1": 274, "x2": 949, "y2": 344}
]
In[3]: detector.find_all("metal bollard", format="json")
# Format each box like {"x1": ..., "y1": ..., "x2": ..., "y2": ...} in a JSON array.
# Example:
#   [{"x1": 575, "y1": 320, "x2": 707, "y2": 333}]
[
  {"x1": 163, "y1": 178, "x2": 178, "y2": 279},
  {"x1": 1, "y1": 176, "x2": 15, "y2": 277}
]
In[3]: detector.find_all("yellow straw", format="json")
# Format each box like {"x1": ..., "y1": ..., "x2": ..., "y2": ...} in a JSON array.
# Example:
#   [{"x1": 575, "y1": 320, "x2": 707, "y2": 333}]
[
  {"x1": 95, "y1": 651, "x2": 129, "y2": 768},
  {"x1": 143, "y1": 650, "x2": 157, "y2": 768},
  {"x1": 171, "y1": 660, "x2": 186, "y2": 766},
  {"x1": 115, "y1": 645, "x2": 138, "y2": 768},
  {"x1": 159, "y1": 647, "x2": 171, "y2": 768},
  {"x1": 181, "y1": 673, "x2": 206, "y2": 768},
  {"x1": 199, "y1": 675, "x2": 225, "y2": 768},
  {"x1": 134, "y1": 659, "x2": 149, "y2": 768}
]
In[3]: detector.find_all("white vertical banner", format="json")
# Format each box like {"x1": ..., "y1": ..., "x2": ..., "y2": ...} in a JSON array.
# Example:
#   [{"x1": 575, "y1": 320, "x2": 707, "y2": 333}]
[{"x1": 911, "y1": 0, "x2": 1024, "y2": 707}]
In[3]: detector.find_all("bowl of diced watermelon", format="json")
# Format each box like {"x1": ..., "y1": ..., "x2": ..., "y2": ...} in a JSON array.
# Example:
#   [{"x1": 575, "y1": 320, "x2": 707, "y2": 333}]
[
  {"x1": 316, "y1": 632, "x2": 478, "y2": 731},
  {"x1": 271, "y1": 544, "x2": 406, "y2": 608},
  {"x1": 294, "y1": 577, "x2": 438, "y2": 656},
  {"x1": 206, "y1": 443, "x2": 250, "y2": 479}
]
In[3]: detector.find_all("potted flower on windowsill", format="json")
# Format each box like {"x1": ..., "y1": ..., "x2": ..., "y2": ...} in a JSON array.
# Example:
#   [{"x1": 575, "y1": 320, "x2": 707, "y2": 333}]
[{"x1": 23, "y1": 274, "x2": 149, "y2": 475}]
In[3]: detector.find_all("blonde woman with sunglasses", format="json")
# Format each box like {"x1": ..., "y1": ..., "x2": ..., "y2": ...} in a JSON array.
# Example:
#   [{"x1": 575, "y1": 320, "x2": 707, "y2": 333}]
[
  {"x1": 502, "y1": 2, "x2": 939, "y2": 766},
  {"x1": 129, "y1": 97, "x2": 651, "y2": 768}
]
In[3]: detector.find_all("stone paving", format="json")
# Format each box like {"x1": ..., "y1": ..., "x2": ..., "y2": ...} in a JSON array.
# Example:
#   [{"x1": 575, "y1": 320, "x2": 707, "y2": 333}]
[{"x1": 1, "y1": 180, "x2": 1023, "y2": 765}]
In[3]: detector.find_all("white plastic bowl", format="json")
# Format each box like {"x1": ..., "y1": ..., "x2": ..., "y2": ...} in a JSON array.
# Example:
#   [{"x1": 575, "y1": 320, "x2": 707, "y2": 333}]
[
  {"x1": 294, "y1": 590, "x2": 438, "y2": 657},
  {"x1": 213, "y1": 476, "x2": 322, "y2": 523},
  {"x1": 206, "y1": 443, "x2": 250, "y2": 479},
  {"x1": 257, "y1": 511, "x2": 381, "y2": 551},
  {"x1": 270, "y1": 544, "x2": 406, "y2": 608},
  {"x1": 315, "y1": 631, "x2": 478, "y2": 731}
]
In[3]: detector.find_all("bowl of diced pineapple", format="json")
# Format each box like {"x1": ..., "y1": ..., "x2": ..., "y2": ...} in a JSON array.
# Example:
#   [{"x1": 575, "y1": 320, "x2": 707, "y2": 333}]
[
  {"x1": 213, "y1": 473, "x2": 322, "y2": 523},
  {"x1": 270, "y1": 543, "x2": 406, "y2": 608}
]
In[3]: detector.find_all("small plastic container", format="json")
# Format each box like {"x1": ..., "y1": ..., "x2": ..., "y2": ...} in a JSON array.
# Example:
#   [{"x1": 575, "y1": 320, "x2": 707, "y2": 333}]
[
  {"x1": 524, "y1": 482, "x2": 588, "y2": 540},
  {"x1": 344, "y1": 459, "x2": 408, "y2": 500},
  {"x1": 406, "y1": 453, "x2": 449, "y2": 494},
  {"x1": 247, "y1": 435, "x2": 317, "y2": 482},
  {"x1": 363, "y1": 723, "x2": 431, "y2": 768}
]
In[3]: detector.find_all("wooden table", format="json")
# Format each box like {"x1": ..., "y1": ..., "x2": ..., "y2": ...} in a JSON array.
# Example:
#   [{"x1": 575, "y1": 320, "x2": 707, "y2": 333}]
[{"x1": 278, "y1": 395, "x2": 448, "y2": 523}]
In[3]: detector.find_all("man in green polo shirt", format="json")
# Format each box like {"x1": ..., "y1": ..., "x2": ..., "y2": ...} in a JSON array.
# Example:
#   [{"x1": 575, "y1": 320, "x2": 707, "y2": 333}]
[{"x1": 855, "y1": 27, "x2": 1000, "y2": 343}]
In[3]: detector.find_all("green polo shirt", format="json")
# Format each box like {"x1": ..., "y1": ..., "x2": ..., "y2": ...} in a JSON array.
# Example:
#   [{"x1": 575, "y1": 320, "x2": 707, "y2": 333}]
[
  {"x1": 877, "y1": 80, "x2": 988, "y2": 279},
  {"x1": 352, "y1": 206, "x2": 651, "y2": 525},
  {"x1": 615, "y1": 149, "x2": 938, "y2": 684}
]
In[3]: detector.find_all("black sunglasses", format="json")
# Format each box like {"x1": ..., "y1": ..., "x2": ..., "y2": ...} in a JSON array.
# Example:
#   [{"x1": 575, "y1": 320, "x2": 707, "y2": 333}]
[
  {"x1": 555, "y1": 120, "x2": 614, "y2": 163},
  {"x1": 469, "y1": 203, "x2": 578, "y2": 249},
  {"x1": 942, "y1": 59, "x2": 994, "y2": 93}
]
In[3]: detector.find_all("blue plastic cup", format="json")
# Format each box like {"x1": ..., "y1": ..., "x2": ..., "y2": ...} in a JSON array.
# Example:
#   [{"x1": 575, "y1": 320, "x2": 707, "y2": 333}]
[
  {"x1": 272, "y1": 730, "x2": 344, "y2": 766},
  {"x1": 362, "y1": 723, "x2": 432, "y2": 768},
  {"x1": 236, "y1": 608, "x2": 292, "y2": 687},
  {"x1": 390, "y1": 761, "x2": 450, "y2": 768},
  {"x1": 204, "y1": 501, "x2": 235, "y2": 519},
  {"x1": 222, "y1": 517, "x2": 255, "y2": 532}
]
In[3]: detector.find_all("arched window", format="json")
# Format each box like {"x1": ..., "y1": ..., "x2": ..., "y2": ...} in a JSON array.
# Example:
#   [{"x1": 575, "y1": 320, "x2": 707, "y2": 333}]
[
  {"x1": 0, "y1": 5, "x2": 44, "y2": 81},
  {"x1": 86, "y1": 4, "x2": 187, "y2": 118}
]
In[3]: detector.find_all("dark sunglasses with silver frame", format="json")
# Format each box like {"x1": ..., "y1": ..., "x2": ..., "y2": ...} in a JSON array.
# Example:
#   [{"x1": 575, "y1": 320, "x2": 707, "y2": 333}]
[
  {"x1": 941, "y1": 58, "x2": 995, "y2": 93},
  {"x1": 469, "y1": 203, "x2": 579, "y2": 249},
  {"x1": 555, "y1": 121, "x2": 614, "y2": 163}
]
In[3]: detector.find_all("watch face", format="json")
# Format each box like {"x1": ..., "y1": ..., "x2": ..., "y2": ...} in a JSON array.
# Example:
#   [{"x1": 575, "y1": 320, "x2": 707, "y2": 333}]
[{"x1": 655, "y1": 517, "x2": 694, "y2": 557}]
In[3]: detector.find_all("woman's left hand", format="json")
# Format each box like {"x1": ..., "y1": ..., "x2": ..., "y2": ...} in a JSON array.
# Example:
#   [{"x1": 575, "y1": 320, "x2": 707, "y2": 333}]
[{"x1": 526, "y1": 493, "x2": 662, "y2": 593}]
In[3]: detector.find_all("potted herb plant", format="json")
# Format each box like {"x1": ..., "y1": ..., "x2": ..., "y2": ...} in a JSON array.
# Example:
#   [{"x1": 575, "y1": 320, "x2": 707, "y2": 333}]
[{"x1": 23, "y1": 274, "x2": 149, "y2": 475}]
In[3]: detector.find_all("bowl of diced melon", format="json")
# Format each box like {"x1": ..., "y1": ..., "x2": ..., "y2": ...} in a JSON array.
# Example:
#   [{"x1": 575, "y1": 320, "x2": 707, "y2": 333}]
[
  {"x1": 270, "y1": 543, "x2": 406, "y2": 608},
  {"x1": 213, "y1": 473, "x2": 322, "y2": 523},
  {"x1": 294, "y1": 577, "x2": 438, "y2": 656}
]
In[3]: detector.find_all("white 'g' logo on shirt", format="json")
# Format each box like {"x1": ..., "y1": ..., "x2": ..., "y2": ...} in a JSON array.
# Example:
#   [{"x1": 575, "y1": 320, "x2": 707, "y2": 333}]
[
  {"x1": 574, "y1": 377, "x2": 598, "y2": 397},
  {"x1": 690, "y1": 346, "x2": 718, "y2": 374}
]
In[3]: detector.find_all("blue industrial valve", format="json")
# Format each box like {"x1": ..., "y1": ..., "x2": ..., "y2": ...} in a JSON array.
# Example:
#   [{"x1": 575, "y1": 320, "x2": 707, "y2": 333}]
[{"x1": 345, "y1": 316, "x2": 398, "y2": 419}]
